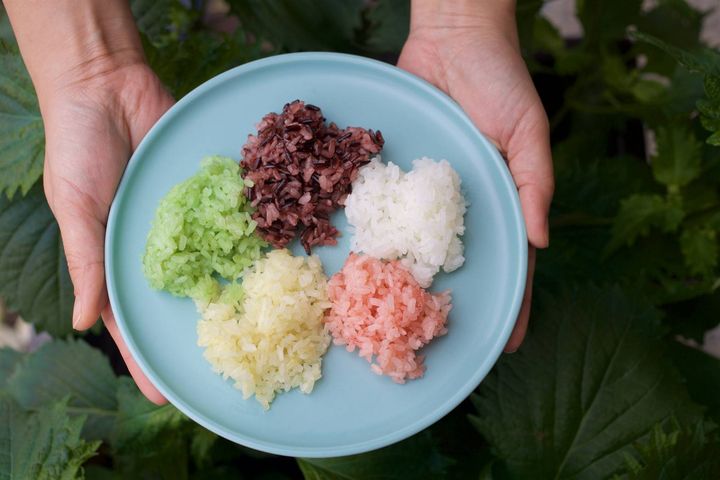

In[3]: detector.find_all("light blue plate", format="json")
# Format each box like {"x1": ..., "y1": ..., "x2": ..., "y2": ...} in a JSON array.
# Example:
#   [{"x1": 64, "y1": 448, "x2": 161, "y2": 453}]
[{"x1": 106, "y1": 52, "x2": 527, "y2": 457}]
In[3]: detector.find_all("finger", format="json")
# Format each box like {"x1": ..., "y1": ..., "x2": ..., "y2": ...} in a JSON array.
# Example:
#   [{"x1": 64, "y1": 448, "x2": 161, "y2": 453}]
[
  {"x1": 102, "y1": 305, "x2": 167, "y2": 405},
  {"x1": 45, "y1": 175, "x2": 109, "y2": 331},
  {"x1": 504, "y1": 246, "x2": 536, "y2": 353},
  {"x1": 507, "y1": 106, "x2": 554, "y2": 249}
]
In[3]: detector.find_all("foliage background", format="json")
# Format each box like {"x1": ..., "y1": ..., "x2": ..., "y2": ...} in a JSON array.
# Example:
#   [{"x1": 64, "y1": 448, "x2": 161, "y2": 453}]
[{"x1": 1, "y1": 0, "x2": 720, "y2": 478}]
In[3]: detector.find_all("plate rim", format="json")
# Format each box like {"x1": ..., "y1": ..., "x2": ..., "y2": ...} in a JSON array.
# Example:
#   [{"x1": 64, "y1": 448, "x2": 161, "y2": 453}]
[{"x1": 105, "y1": 51, "x2": 528, "y2": 458}]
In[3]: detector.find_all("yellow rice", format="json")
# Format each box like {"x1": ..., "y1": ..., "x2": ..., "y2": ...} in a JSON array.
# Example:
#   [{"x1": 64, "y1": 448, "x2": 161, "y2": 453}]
[{"x1": 196, "y1": 249, "x2": 330, "y2": 409}]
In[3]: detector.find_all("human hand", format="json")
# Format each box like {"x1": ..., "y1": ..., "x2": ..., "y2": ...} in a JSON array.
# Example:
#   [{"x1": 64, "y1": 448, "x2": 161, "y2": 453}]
[
  {"x1": 398, "y1": 0, "x2": 553, "y2": 352},
  {"x1": 43, "y1": 61, "x2": 174, "y2": 403},
  {"x1": 5, "y1": 0, "x2": 173, "y2": 403}
]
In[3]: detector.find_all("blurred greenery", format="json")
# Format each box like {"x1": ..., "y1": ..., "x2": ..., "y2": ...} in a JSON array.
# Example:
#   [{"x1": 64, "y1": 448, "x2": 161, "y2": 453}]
[{"x1": 1, "y1": 0, "x2": 719, "y2": 478}]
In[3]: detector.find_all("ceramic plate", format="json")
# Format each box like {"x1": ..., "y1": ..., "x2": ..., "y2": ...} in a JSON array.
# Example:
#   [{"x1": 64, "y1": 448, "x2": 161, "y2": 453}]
[{"x1": 106, "y1": 52, "x2": 527, "y2": 457}]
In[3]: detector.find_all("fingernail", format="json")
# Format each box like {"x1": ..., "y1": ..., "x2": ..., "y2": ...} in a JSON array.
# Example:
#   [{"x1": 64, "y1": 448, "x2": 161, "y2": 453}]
[
  {"x1": 72, "y1": 297, "x2": 82, "y2": 330},
  {"x1": 505, "y1": 346, "x2": 518, "y2": 354}
]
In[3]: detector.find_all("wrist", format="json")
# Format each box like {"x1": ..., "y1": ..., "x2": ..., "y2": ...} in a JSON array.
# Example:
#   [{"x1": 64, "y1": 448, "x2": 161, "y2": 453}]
[
  {"x1": 4, "y1": 0, "x2": 145, "y2": 105},
  {"x1": 409, "y1": 0, "x2": 516, "y2": 32}
]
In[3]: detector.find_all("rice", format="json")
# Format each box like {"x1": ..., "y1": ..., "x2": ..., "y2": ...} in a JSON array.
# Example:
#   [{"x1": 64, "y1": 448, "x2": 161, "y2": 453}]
[
  {"x1": 143, "y1": 155, "x2": 266, "y2": 300},
  {"x1": 325, "y1": 253, "x2": 452, "y2": 383},
  {"x1": 241, "y1": 100, "x2": 383, "y2": 253},
  {"x1": 344, "y1": 157, "x2": 467, "y2": 287},
  {"x1": 196, "y1": 249, "x2": 331, "y2": 409}
]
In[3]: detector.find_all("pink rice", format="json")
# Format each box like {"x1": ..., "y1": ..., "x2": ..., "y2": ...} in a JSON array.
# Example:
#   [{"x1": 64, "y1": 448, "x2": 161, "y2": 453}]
[{"x1": 325, "y1": 253, "x2": 452, "y2": 383}]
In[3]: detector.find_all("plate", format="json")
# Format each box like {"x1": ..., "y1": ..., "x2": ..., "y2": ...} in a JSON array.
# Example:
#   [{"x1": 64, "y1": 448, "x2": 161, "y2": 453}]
[{"x1": 105, "y1": 52, "x2": 527, "y2": 457}]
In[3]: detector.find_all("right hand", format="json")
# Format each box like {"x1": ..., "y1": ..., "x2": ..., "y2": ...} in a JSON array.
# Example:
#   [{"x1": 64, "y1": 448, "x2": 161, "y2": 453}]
[{"x1": 398, "y1": 0, "x2": 553, "y2": 352}]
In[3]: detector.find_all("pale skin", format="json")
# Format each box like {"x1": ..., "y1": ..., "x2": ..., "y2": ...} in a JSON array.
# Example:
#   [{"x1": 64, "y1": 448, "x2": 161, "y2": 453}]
[{"x1": 4, "y1": 0, "x2": 553, "y2": 404}]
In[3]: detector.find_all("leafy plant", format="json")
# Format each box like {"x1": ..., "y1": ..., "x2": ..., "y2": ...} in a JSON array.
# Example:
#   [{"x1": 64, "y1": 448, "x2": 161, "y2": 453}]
[
  {"x1": 1, "y1": 0, "x2": 720, "y2": 478},
  {"x1": 0, "y1": 40, "x2": 43, "y2": 198},
  {"x1": 0, "y1": 184, "x2": 73, "y2": 336},
  {"x1": 617, "y1": 419, "x2": 720, "y2": 479},
  {"x1": 471, "y1": 285, "x2": 702, "y2": 479},
  {"x1": 7, "y1": 338, "x2": 120, "y2": 440},
  {"x1": 226, "y1": 0, "x2": 365, "y2": 53},
  {"x1": 298, "y1": 432, "x2": 451, "y2": 479},
  {"x1": 633, "y1": 31, "x2": 720, "y2": 144},
  {"x1": 0, "y1": 394, "x2": 100, "y2": 480}
]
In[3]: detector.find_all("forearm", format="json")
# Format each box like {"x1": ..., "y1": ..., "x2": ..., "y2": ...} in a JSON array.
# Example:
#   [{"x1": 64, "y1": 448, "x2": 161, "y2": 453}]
[
  {"x1": 3, "y1": 0, "x2": 143, "y2": 103},
  {"x1": 409, "y1": 0, "x2": 516, "y2": 37}
]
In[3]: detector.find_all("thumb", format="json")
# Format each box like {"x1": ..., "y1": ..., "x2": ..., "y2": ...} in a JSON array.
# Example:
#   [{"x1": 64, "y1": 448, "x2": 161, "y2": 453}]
[
  {"x1": 506, "y1": 106, "x2": 554, "y2": 249},
  {"x1": 45, "y1": 176, "x2": 108, "y2": 331}
]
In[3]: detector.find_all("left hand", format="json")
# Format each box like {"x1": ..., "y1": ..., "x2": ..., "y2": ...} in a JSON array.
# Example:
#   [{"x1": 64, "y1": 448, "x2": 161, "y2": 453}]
[
  {"x1": 4, "y1": 0, "x2": 174, "y2": 403},
  {"x1": 41, "y1": 61, "x2": 174, "y2": 403},
  {"x1": 398, "y1": 0, "x2": 554, "y2": 352}
]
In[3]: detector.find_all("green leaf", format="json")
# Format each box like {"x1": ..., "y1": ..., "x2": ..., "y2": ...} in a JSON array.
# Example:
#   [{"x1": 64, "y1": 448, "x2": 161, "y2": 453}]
[
  {"x1": 680, "y1": 181, "x2": 718, "y2": 217},
  {"x1": 552, "y1": 133, "x2": 658, "y2": 218},
  {"x1": 0, "y1": 183, "x2": 74, "y2": 336},
  {"x1": 598, "y1": 53, "x2": 668, "y2": 105},
  {"x1": 634, "y1": 0, "x2": 704, "y2": 77},
  {"x1": 190, "y1": 425, "x2": 217, "y2": 468},
  {"x1": 542, "y1": 138, "x2": 694, "y2": 299},
  {"x1": 130, "y1": 0, "x2": 173, "y2": 46},
  {"x1": 698, "y1": 75, "x2": 720, "y2": 142},
  {"x1": 669, "y1": 343, "x2": 720, "y2": 423},
  {"x1": 112, "y1": 377, "x2": 185, "y2": 451},
  {"x1": 471, "y1": 285, "x2": 703, "y2": 479},
  {"x1": 227, "y1": 0, "x2": 364, "y2": 52},
  {"x1": 679, "y1": 226, "x2": 718, "y2": 275},
  {"x1": 700, "y1": 102, "x2": 720, "y2": 133},
  {"x1": 632, "y1": 31, "x2": 720, "y2": 77},
  {"x1": 636, "y1": 0, "x2": 703, "y2": 52},
  {"x1": 707, "y1": 130, "x2": 720, "y2": 146},
  {"x1": 632, "y1": 32, "x2": 720, "y2": 143},
  {"x1": 662, "y1": 67, "x2": 706, "y2": 116},
  {"x1": 297, "y1": 432, "x2": 452, "y2": 479},
  {"x1": 531, "y1": 17, "x2": 564, "y2": 55},
  {"x1": 705, "y1": 74, "x2": 720, "y2": 101},
  {"x1": 529, "y1": 16, "x2": 594, "y2": 75},
  {"x1": 85, "y1": 465, "x2": 124, "y2": 480},
  {"x1": 143, "y1": 28, "x2": 264, "y2": 98},
  {"x1": 603, "y1": 55, "x2": 635, "y2": 92},
  {"x1": 364, "y1": 0, "x2": 410, "y2": 54},
  {"x1": 0, "y1": 7, "x2": 14, "y2": 42},
  {"x1": 609, "y1": 194, "x2": 684, "y2": 250},
  {"x1": 112, "y1": 378, "x2": 190, "y2": 480},
  {"x1": 0, "y1": 40, "x2": 44, "y2": 198},
  {"x1": 550, "y1": 128, "x2": 716, "y2": 302},
  {"x1": 516, "y1": 0, "x2": 544, "y2": 57},
  {"x1": 0, "y1": 348, "x2": 22, "y2": 390},
  {"x1": 7, "y1": 339, "x2": 119, "y2": 440},
  {"x1": 630, "y1": 78, "x2": 667, "y2": 103},
  {"x1": 617, "y1": 419, "x2": 720, "y2": 479},
  {"x1": 652, "y1": 126, "x2": 702, "y2": 187},
  {"x1": 188, "y1": 465, "x2": 263, "y2": 480},
  {"x1": 578, "y1": 0, "x2": 642, "y2": 46},
  {"x1": 0, "y1": 394, "x2": 100, "y2": 480},
  {"x1": 428, "y1": 400, "x2": 493, "y2": 478}
]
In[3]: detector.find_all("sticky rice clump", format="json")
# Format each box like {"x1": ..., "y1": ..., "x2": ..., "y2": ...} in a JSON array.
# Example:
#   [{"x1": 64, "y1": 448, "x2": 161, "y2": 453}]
[
  {"x1": 143, "y1": 155, "x2": 266, "y2": 300},
  {"x1": 197, "y1": 249, "x2": 331, "y2": 409},
  {"x1": 344, "y1": 157, "x2": 467, "y2": 288},
  {"x1": 325, "y1": 253, "x2": 451, "y2": 383}
]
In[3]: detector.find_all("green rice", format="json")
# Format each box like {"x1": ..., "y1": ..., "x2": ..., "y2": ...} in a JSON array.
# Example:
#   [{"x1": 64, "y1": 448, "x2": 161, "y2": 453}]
[{"x1": 143, "y1": 155, "x2": 266, "y2": 300}]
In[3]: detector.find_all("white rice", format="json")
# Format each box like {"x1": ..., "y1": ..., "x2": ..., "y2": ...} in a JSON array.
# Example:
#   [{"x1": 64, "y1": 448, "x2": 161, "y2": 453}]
[{"x1": 345, "y1": 157, "x2": 467, "y2": 287}]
